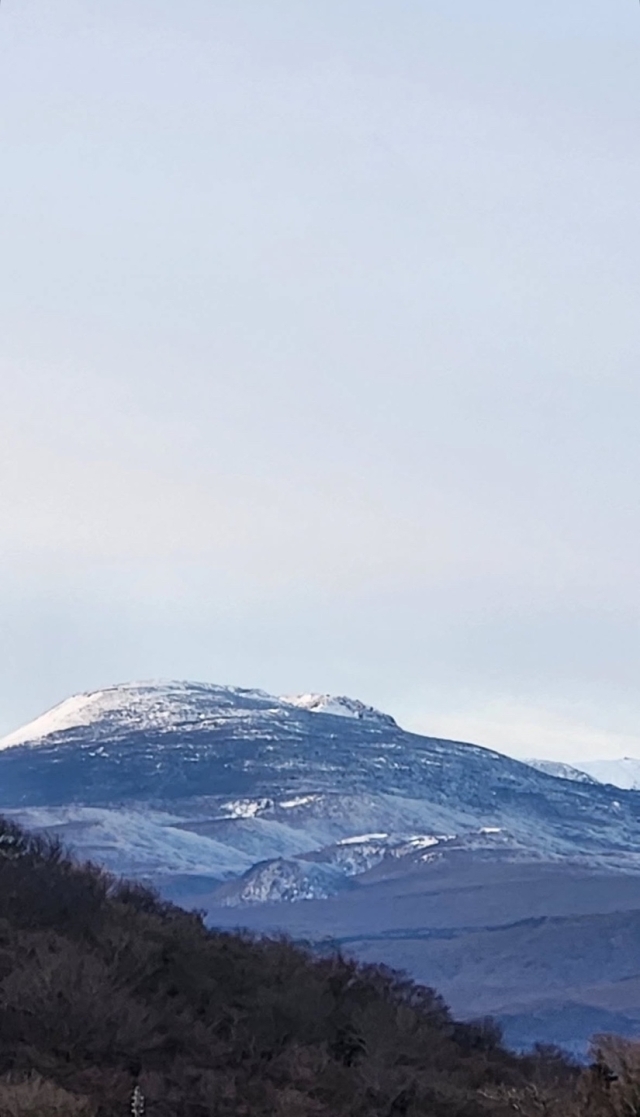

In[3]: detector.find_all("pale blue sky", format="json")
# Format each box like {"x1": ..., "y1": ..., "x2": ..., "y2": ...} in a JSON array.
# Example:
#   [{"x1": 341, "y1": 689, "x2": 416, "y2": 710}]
[{"x1": 1, "y1": 1, "x2": 639, "y2": 760}]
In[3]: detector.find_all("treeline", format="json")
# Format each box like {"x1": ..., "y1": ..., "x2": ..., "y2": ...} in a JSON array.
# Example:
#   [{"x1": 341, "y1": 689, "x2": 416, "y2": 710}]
[{"x1": 0, "y1": 817, "x2": 636, "y2": 1117}]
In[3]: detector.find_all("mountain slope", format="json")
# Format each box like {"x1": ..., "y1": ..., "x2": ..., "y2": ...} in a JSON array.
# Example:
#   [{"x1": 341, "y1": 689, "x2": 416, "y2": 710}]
[
  {"x1": 3, "y1": 680, "x2": 640, "y2": 885},
  {"x1": 523, "y1": 759, "x2": 597, "y2": 784},
  {"x1": 5, "y1": 679, "x2": 640, "y2": 1053}
]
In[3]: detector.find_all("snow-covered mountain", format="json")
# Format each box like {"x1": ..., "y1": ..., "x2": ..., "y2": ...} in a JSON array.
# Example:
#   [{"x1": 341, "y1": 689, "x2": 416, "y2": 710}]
[
  {"x1": 577, "y1": 758, "x2": 640, "y2": 791},
  {"x1": 523, "y1": 759, "x2": 598, "y2": 784},
  {"x1": 525, "y1": 757, "x2": 640, "y2": 792},
  {"x1": 2, "y1": 679, "x2": 640, "y2": 890},
  {"x1": 0, "y1": 682, "x2": 396, "y2": 750},
  {"x1": 5, "y1": 679, "x2": 640, "y2": 1053}
]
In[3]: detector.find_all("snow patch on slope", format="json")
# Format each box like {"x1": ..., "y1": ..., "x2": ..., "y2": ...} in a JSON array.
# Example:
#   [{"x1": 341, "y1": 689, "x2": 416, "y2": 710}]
[
  {"x1": 3, "y1": 806, "x2": 252, "y2": 878},
  {"x1": 0, "y1": 682, "x2": 217, "y2": 748},
  {"x1": 281, "y1": 693, "x2": 396, "y2": 725},
  {"x1": 0, "y1": 693, "x2": 111, "y2": 748},
  {"x1": 525, "y1": 760, "x2": 597, "y2": 784},
  {"x1": 215, "y1": 858, "x2": 353, "y2": 906}
]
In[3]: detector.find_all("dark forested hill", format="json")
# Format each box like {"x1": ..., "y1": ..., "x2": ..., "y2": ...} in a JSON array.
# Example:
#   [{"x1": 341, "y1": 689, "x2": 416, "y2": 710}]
[{"x1": 0, "y1": 815, "x2": 608, "y2": 1117}]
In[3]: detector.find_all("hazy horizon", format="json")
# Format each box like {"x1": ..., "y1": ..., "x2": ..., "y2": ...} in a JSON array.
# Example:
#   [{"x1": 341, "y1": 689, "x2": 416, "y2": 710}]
[{"x1": 1, "y1": 1, "x2": 639, "y2": 763}]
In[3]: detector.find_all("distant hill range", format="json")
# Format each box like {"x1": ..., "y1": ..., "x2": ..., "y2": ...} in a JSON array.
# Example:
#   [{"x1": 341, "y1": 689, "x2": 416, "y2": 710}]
[
  {"x1": 526, "y1": 756, "x2": 640, "y2": 791},
  {"x1": 3, "y1": 679, "x2": 640, "y2": 1055},
  {"x1": 576, "y1": 758, "x2": 640, "y2": 791}
]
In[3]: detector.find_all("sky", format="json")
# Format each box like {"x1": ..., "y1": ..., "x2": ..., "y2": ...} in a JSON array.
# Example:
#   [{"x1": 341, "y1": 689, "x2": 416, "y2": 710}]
[{"x1": 1, "y1": 1, "x2": 639, "y2": 762}]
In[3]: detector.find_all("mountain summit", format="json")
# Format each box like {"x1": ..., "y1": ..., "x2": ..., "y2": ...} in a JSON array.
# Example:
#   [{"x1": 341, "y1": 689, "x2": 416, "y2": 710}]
[
  {"x1": 1, "y1": 679, "x2": 640, "y2": 872},
  {"x1": 0, "y1": 680, "x2": 395, "y2": 750}
]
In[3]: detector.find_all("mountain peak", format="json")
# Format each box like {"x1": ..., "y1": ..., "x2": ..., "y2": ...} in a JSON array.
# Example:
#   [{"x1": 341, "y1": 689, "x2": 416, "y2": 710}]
[
  {"x1": 0, "y1": 680, "x2": 270, "y2": 749},
  {"x1": 0, "y1": 680, "x2": 397, "y2": 750},
  {"x1": 280, "y1": 693, "x2": 397, "y2": 726}
]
